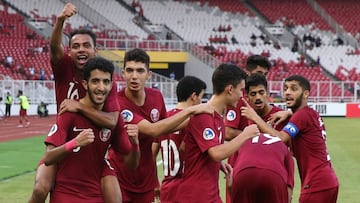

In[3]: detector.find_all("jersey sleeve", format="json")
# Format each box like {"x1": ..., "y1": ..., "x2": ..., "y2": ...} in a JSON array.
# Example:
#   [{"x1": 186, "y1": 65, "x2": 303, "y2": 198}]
[
  {"x1": 103, "y1": 81, "x2": 120, "y2": 112},
  {"x1": 189, "y1": 114, "x2": 221, "y2": 153},
  {"x1": 225, "y1": 105, "x2": 248, "y2": 131},
  {"x1": 282, "y1": 110, "x2": 306, "y2": 138},
  {"x1": 44, "y1": 113, "x2": 72, "y2": 147},
  {"x1": 112, "y1": 115, "x2": 132, "y2": 155}
]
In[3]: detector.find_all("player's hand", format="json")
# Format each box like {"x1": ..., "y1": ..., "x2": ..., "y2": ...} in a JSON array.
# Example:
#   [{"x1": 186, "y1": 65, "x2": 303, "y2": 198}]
[
  {"x1": 240, "y1": 98, "x2": 259, "y2": 121},
  {"x1": 59, "y1": 3, "x2": 77, "y2": 19},
  {"x1": 242, "y1": 124, "x2": 260, "y2": 139},
  {"x1": 75, "y1": 129, "x2": 95, "y2": 147},
  {"x1": 59, "y1": 99, "x2": 80, "y2": 114},
  {"x1": 125, "y1": 124, "x2": 139, "y2": 145},
  {"x1": 221, "y1": 162, "x2": 233, "y2": 192},
  {"x1": 154, "y1": 186, "x2": 160, "y2": 202},
  {"x1": 268, "y1": 110, "x2": 292, "y2": 128}
]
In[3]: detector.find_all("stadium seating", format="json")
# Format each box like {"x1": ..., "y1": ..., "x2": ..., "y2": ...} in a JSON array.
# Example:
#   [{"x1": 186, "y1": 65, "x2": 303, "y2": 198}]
[{"x1": 316, "y1": 0, "x2": 360, "y2": 35}]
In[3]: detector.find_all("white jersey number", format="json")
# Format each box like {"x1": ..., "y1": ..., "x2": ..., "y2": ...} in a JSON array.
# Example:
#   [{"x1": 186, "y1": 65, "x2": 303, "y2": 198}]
[
  {"x1": 160, "y1": 139, "x2": 181, "y2": 177},
  {"x1": 251, "y1": 133, "x2": 281, "y2": 144}
]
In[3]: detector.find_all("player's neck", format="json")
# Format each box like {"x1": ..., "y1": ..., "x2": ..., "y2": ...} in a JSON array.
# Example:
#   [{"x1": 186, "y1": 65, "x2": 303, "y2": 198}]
[
  {"x1": 125, "y1": 88, "x2": 146, "y2": 106},
  {"x1": 207, "y1": 95, "x2": 226, "y2": 116},
  {"x1": 176, "y1": 101, "x2": 192, "y2": 110},
  {"x1": 258, "y1": 103, "x2": 272, "y2": 117},
  {"x1": 80, "y1": 97, "x2": 103, "y2": 111}
]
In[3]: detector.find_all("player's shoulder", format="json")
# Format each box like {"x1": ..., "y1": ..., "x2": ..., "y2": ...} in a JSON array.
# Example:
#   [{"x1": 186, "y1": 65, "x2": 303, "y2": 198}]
[{"x1": 145, "y1": 87, "x2": 163, "y2": 97}]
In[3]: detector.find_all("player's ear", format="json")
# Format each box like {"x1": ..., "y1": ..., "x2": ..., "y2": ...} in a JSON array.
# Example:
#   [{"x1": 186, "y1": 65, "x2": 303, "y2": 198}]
[
  {"x1": 225, "y1": 84, "x2": 233, "y2": 95},
  {"x1": 147, "y1": 70, "x2": 152, "y2": 80},
  {"x1": 82, "y1": 79, "x2": 88, "y2": 90},
  {"x1": 303, "y1": 89, "x2": 310, "y2": 99}
]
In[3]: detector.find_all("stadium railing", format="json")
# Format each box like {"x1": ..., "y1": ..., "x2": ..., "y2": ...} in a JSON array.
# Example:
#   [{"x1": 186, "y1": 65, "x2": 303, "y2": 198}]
[{"x1": 0, "y1": 80, "x2": 358, "y2": 106}]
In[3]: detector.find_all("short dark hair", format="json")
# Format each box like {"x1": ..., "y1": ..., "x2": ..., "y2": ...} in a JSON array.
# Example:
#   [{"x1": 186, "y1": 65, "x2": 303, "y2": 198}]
[
  {"x1": 69, "y1": 29, "x2": 97, "y2": 47},
  {"x1": 245, "y1": 73, "x2": 268, "y2": 93},
  {"x1": 212, "y1": 64, "x2": 247, "y2": 95},
  {"x1": 285, "y1": 75, "x2": 311, "y2": 91},
  {"x1": 246, "y1": 55, "x2": 271, "y2": 71},
  {"x1": 124, "y1": 48, "x2": 150, "y2": 70},
  {"x1": 176, "y1": 76, "x2": 207, "y2": 102},
  {"x1": 83, "y1": 57, "x2": 114, "y2": 81}
]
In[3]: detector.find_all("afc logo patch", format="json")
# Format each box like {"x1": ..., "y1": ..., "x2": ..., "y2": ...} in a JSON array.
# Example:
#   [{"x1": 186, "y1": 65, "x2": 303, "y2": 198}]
[
  {"x1": 150, "y1": 108, "x2": 160, "y2": 122},
  {"x1": 203, "y1": 128, "x2": 215, "y2": 140},
  {"x1": 226, "y1": 110, "x2": 236, "y2": 121},
  {"x1": 121, "y1": 109, "x2": 134, "y2": 122}
]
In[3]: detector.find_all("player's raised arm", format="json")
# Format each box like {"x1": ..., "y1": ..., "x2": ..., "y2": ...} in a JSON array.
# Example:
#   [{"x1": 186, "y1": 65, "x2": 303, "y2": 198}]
[{"x1": 50, "y1": 3, "x2": 77, "y2": 66}]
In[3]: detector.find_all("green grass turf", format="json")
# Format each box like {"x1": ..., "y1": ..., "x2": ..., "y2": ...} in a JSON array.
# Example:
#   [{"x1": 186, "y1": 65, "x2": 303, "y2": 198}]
[
  {"x1": 0, "y1": 135, "x2": 46, "y2": 180},
  {"x1": 0, "y1": 117, "x2": 359, "y2": 202}
]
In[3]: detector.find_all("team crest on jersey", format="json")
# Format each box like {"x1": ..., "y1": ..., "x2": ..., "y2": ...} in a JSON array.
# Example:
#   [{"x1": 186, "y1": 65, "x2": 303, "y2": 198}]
[
  {"x1": 99, "y1": 128, "x2": 111, "y2": 142},
  {"x1": 226, "y1": 110, "x2": 236, "y2": 121},
  {"x1": 47, "y1": 124, "x2": 58, "y2": 137},
  {"x1": 150, "y1": 108, "x2": 160, "y2": 122},
  {"x1": 203, "y1": 128, "x2": 215, "y2": 140},
  {"x1": 121, "y1": 109, "x2": 134, "y2": 122}
]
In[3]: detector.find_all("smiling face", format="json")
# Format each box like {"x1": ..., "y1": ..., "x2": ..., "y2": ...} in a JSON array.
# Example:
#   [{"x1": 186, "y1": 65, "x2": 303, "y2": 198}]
[
  {"x1": 69, "y1": 34, "x2": 97, "y2": 70},
  {"x1": 83, "y1": 69, "x2": 112, "y2": 108},
  {"x1": 283, "y1": 80, "x2": 308, "y2": 111},
  {"x1": 122, "y1": 61, "x2": 151, "y2": 92}
]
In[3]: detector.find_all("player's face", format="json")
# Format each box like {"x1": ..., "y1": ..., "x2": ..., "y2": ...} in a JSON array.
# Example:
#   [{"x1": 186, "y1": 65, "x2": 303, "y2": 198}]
[
  {"x1": 249, "y1": 66, "x2": 269, "y2": 77},
  {"x1": 123, "y1": 61, "x2": 151, "y2": 92},
  {"x1": 283, "y1": 80, "x2": 306, "y2": 111},
  {"x1": 69, "y1": 34, "x2": 97, "y2": 70},
  {"x1": 246, "y1": 84, "x2": 268, "y2": 112},
  {"x1": 229, "y1": 80, "x2": 245, "y2": 107},
  {"x1": 85, "y1": 69, "x2": 112, "y2": 107}
]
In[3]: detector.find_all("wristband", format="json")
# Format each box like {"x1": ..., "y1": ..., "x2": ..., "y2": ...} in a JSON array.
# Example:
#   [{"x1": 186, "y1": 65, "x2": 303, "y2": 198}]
[
  {"x1": 132, "y1": 143, "x2": 140, "y2": 152},
  {"x1": 64, "y1": 139, "x2": 78, "y2": 152}
]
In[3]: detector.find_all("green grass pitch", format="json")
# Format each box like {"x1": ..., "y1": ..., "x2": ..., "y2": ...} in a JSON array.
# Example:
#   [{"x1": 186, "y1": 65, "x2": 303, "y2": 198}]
[{"x1": 0, "y1": 117, "x2": 359, "y2": 203}]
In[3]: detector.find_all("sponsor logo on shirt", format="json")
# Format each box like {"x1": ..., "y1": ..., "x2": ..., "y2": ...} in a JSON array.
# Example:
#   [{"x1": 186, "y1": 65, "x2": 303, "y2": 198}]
[
  {"x1": 99, "y1": 128, "x2": 111, "y2": 142},
  {"x1": 203, "y1": 128, "x2": 215, "y2": 140},
  {"x1": 150, "y1": 108, "x2": 160, "y2": 122},
  {"x1": 121, "y1": 109, "x2": 134, "y2": 122},
  {"x1": 226, "y1": 110, "x2": 236, "y2": 121},
  {"x1": 72, "y1": 127, "x2": 86, "y2": 132}
]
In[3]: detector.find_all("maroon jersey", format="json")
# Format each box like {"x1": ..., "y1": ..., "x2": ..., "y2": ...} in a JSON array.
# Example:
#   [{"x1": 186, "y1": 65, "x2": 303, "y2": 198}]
[
  {"x1": 107, "y1": 87, "x2": 167, "y2": 193},
  {"x1": 225, "y1": 99, "x2": 248, "y2": 131},
  {"x1": 262, "y1": 105, "x2": 289, "y2": 131},
  {"x1": 232, "y1": 133, "x2": 294, "y2": 189},
  {"x1": 176, "y1": 112, "x2": 224, "y2": 203},
  {"x1": 44, "y1": 112, "x2": 132, "y2": 202},
  {"x1": 51, "y1": 54, "x2": 120, "y2": 112},
  {"x1": 282, "y1": 106, "x2": 339, "y2": 194},
  {"x1": 154, "y1": 108, "x2": 185, "y2": 202}
]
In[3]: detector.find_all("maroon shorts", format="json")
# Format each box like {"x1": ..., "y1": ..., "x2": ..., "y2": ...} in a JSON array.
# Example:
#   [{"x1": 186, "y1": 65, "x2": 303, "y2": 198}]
[
  {"x1": 299, "y1": 187, "x2": 338, "y2": 203},
  {"x1": 20, "y1": 109, "x2": 27, "y2": 116},
  {"x1": 231, "y1": 167, "x2": 288, "y2": 203}
]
